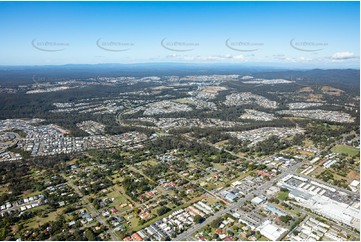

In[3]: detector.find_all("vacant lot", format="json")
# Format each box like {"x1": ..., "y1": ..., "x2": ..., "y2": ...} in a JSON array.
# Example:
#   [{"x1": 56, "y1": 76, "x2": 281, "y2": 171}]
[
  {"x1": 331, "y1": 145, "x2": 359, "y2": 156},
  {"x1": 26, "y1": 207, "x2": 66, "y2": 229},
  {"x1": 348, "y1": 170, "x2": 360, "y2": 181},
  {"x1": 202, "y1": 86, "x2": 227, "y2": 93},
  {"x1": 321, "y1": 86, "x2": 344, "y2": 96}
]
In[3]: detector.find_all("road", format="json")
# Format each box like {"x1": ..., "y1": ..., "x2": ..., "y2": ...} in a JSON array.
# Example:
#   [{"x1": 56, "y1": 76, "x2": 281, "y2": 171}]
[{"x1": 174, "y1": 160, "x2": 305, "y2": 241}]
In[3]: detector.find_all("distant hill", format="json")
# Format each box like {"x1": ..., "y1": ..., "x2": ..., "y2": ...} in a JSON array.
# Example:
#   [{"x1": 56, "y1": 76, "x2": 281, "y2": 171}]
[
  {"x1": 251, "y1": 69, "x2": 360, "y2": 93},
  {"x1": 0, "y1": 64, "x2": 359, "y2": 93}
]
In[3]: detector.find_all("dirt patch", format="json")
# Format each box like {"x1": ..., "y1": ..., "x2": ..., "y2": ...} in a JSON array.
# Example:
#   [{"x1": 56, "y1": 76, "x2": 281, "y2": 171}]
[
  {"x1": 151, "y1": 86, "x2": 169, "y2": 90},
  {"x1": 347, "y1": 170, "x2": 360, "y2": 180},
  {"x1": 202, "y1": 86, "x2": 227, "y2": 93},
  {"x1": 306, "y1": 94, "x2": 323, "y2": 102},
  {"x1": 298, "y1": 86, "x2": 314, "y2": 93},
  {"x1": 52, "y1": 125, "x2": 70, "y2": 134},
  {"x1": 321, "y1": 86, "x2": 344, "y2": 96}
]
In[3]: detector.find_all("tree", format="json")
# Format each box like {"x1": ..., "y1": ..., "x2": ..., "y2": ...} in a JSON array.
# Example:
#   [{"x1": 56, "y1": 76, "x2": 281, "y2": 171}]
[
  {"x1": 212, "y1": 234, "x2": 219, "y2": 240},
  {"x1": 157, "y1": 206, "x2": 171, "y2": 216},
  {"x1": 280, "y1": 215, "x2": 293, "y2": 224},
  {"x1": 85, "y1": 229, "x2": 96, "y2": 241},
  {"x1": 211, "y1": 217, "x2": 223, "y2": 229},
  {"x1": 134, "y1": 207, "x2": 139, "y2": 215},
  {"x1": 280, "y1": 187, "x2": 289, "y2": 192},
  {"x1": 194, "y1": 215, "x2": 203, "y2": 223}
]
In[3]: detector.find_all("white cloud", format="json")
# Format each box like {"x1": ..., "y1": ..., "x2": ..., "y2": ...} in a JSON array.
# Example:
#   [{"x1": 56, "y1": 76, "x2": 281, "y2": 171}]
[
  {"x1": 233, "y1": 55, "x2": 245, "y2": 60},
  {"x1": 331, "y1": 51, "x2": 355, "y2": 60}
]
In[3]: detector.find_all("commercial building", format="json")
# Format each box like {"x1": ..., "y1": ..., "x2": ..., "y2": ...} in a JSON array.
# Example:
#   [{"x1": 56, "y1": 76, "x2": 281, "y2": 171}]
[{"x1": 257, "y1": 220, "x2": 287, "y2": 241}]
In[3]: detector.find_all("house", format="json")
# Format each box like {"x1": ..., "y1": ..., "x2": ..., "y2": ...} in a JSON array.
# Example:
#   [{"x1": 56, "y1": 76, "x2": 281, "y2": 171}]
[
  {"x1": 131, "y1": 232, "x2": 143, "y2": 241},
  {"x1": 198, "y1": 236, "x2": 206, "y2": 241},
  {"x1": 117, "y1": 216, "x2": 126, "y2": 223},
  {"x1": 256, "y1": 170, "x2": 271, "y2": 177},
  {"x1": 139, "y1": 212, "x2": 151, "y2": 220},
  {"x1": 219, "y1": 234, "x2": 227, "y2": 240},
  {"x1": 349, "y1": 180, "x2": 360, "y2": 192},
  {"x1": 146, "y1": 191, "x2": 155, "y2": 197},
  {"x1": 84, "y1": 214, "x2": 93, "y2": 222},
  {"x1": 137, "y1": 230, "x2": 149, "y2": 240}
]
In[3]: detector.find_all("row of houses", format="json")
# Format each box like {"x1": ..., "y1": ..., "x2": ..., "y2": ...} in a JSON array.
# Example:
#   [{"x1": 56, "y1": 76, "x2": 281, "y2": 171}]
[{"x1": 126, "y1": 209, "x2": 197, "y2": 241}]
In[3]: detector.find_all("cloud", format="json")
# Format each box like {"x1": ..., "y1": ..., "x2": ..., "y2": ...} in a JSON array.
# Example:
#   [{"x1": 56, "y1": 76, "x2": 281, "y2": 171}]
[
  {"x1": 298, "y1": 56, "x2": 312, "y2": 62},
  {"x1": 268, "y1": 54, "x2": 305, "y2": 62},
  {"x1": 233, "y1": 55, "x2": 245, "y2": 60},
  {"x1": 166, "y1": 54, "x2": 180, "y2": 58},
  {"x1": 331, "y1": 52, "x2": 355, "y2": 60}
]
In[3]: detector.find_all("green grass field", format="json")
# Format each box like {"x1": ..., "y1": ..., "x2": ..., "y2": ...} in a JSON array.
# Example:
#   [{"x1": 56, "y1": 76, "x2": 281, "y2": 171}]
[
  {"x1": 277, "y1": 191, "x2": 289, "y2": 201},
  {"x1": 26, "y1": 207, "x2": 66, "y2": 229},
  {"x1": 0, "y1": 184, "x2": 8, "y2": 195},
  {"x1": 213, "y1": 163, "x2": 227, "y2": 171},
  {"x1": 259, "y1": 235, "x2": 269, "y2": 241},
  {"x1": 105, "y1": 188, "x2": 130, "y2": 211},
  {"x1": 205, "y1": 183, "x2": 217, "y2": 191},
  {"x1": 331, "y1": 145, "x2": 359, "y2": 156},
  {"x1": 204, "y1": 194, "x2": 219, "y2": 205}
]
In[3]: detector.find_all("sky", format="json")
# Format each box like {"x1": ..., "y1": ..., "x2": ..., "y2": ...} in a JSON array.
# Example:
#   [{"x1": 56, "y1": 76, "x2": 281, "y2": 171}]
[{"x1": 0, "y1": 1, "x2": 359, "y2": 68}]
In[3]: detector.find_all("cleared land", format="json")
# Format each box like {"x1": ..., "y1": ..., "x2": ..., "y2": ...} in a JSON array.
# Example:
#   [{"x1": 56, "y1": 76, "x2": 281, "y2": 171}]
[{"x1": 331, "y1": 145, "x2": 359, "y2": 156}]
